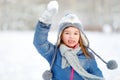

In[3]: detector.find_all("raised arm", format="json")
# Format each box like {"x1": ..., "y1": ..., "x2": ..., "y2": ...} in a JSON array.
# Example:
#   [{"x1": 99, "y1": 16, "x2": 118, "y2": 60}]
[{"x1": 33, "y1": 0, "x2": 59, "y2": 63}]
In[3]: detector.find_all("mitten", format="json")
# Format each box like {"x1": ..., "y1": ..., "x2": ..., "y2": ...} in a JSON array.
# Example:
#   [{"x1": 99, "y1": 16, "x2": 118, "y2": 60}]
[{"x1": 39, "y1": 0, "x2": 59, "y2": 24}]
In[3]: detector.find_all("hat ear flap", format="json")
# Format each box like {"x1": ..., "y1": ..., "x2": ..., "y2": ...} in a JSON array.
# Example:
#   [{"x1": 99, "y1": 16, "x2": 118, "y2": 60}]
[
  {"x1": 56, "y1": 31, "x2": 62, "y2": 46},
  {"x1": 80, "y1": 31, "x2": 89, "y2": 47}
]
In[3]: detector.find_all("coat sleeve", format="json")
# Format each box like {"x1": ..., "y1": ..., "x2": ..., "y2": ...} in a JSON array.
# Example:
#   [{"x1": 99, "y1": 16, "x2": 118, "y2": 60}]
[
  {"x1": 88, "y1": 58, "x2": 104, "y2": 78},
  {"x1": 33, "y1": 21, "x2": 55, "y2": 64}
]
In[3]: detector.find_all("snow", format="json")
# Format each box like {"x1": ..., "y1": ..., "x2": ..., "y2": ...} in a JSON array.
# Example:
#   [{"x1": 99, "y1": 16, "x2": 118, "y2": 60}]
[{"x1": 0, "y1": 31, "x2": 120, "y2": 80}]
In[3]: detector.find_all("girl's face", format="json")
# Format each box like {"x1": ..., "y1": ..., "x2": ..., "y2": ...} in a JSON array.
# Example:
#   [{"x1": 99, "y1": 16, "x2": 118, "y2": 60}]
[{"x1": 61, "y1": 26, "x2": 80, "y2": 48}]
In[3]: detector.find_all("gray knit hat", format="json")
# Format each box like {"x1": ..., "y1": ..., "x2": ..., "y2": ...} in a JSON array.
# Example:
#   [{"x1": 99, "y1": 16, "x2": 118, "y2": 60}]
[{"x1": 56, "y1": 13, "x2": 89, "y2": 47}]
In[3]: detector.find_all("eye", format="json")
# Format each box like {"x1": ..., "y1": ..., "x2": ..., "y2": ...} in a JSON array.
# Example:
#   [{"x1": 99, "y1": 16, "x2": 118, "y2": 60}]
[
  {"x1": 65, "y1": 32, "x2": 69, "y2": 34},
  {"x1": 74, "y1": 32, "x2": 79, "y2": 35},
  {"x1": 64, "y1": 32, "x2": 70, "y2": 34}
]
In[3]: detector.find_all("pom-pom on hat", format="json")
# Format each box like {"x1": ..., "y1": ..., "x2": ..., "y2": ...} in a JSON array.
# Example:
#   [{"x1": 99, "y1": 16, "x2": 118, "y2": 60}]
[{"x1": 56, "y1": 13, "x2": 89, "y2": 47}]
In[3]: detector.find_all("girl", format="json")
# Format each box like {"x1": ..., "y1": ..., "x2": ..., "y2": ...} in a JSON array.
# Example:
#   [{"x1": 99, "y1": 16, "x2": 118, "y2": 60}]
[{"x1": 33, "y1": 1, "x2": 104, "y2": 80}]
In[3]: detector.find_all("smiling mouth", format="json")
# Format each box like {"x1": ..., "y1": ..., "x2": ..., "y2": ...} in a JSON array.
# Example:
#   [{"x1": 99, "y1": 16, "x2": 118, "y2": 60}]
[{"x1": 68, "y1": 40, "x2": 75, "y2": 44}]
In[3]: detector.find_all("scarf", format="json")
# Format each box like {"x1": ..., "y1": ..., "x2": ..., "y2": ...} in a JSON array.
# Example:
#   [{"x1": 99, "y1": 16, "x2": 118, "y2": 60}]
[{"x1": 60, "y1": 44, "x2": 104, "y2": 80}]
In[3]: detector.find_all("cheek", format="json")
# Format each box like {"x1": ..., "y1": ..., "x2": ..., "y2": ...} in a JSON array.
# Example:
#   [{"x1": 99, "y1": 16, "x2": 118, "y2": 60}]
[
  {"x1": 75, "y1": 35, "x2": 80, "y2": 41},
  {"x1": 76, "y1": 36, "x2": 80, "y2": 41},
  {"x1": 61, "y1": 35, "x2": 68, "y2": 43}
]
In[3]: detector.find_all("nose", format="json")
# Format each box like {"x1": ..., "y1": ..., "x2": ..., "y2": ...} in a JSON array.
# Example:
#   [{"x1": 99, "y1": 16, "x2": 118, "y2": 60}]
[{"x1": 69, "y1": 34, "x2": 74, "y2": 39}]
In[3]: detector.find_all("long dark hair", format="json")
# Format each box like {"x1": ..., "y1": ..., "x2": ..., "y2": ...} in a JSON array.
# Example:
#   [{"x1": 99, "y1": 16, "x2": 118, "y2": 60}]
[{"x1": 79, "y1": 32, "x2": 91, "y2": 58}]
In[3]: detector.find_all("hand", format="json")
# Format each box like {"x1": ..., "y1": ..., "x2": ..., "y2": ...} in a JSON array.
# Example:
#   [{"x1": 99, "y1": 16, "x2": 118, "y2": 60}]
[{"x1": 40, "y1": 0, "x2": 59, "y2": 24}]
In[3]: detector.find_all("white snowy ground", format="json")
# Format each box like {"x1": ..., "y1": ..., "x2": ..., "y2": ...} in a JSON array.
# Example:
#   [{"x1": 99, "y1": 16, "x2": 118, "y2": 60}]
[{"x1": 0, "y1": 31, "x2": 120, "y2": 80}]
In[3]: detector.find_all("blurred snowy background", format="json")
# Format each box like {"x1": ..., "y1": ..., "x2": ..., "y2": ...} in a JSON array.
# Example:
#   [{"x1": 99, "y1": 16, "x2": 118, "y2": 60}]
[
  {"x1": 1, "y1": 0, "x2": 120, "y2": 31},
  {"x1": 0, "y1": 0, "x2": 120, "y2": 80},
  {"x1": 0, "y1": 31, "x2": 120, "y2": 80}
]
